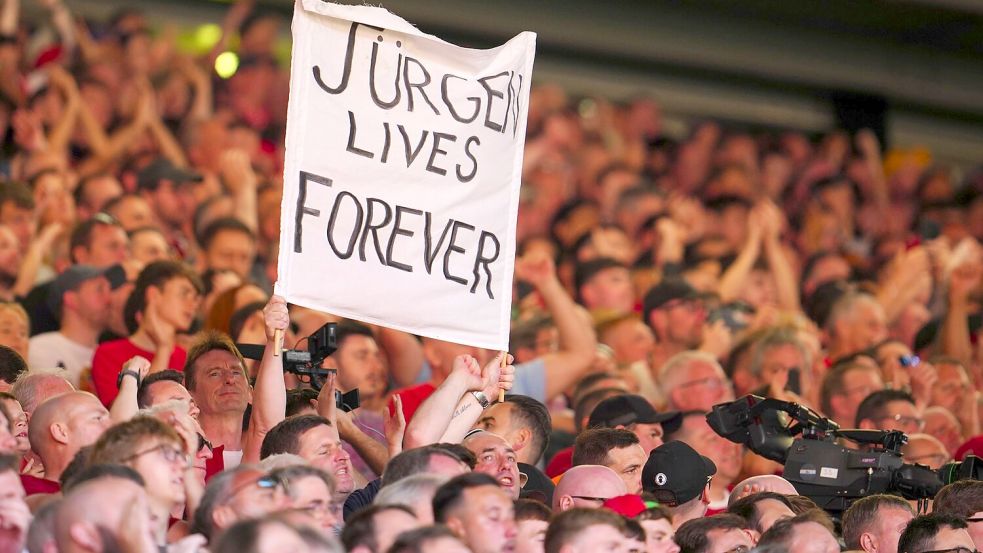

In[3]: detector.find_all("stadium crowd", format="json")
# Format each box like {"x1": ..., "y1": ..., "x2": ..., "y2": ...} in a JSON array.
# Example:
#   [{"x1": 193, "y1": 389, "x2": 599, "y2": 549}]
[{"x1": 0, "y1": 0, "x2": 982, "y2": 552}]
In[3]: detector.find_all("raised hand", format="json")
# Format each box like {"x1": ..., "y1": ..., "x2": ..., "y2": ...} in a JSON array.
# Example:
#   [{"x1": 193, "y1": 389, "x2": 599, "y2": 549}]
[
  {"x1": 480, "y1": 352, "x2": 515, "y2": 400},
  {"x1": 514, "y1": 251, "x2": 557, "y2": 289},
  {"x1": 262, "y1": 295, "x2": 289, "y2": 344}
]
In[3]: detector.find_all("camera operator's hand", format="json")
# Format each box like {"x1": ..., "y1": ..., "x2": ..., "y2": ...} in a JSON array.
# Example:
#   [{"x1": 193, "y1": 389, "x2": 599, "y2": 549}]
[{"x1": 262, "y1": 295, "x2": 289, "y2": 344}]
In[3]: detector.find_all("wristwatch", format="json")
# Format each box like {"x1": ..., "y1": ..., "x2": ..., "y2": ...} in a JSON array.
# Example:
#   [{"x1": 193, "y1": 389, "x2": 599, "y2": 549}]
[
  {"x1": 470, "y1": 390, "x2": 490, "y2": 409},
  {"x1": 117, "y1": 369, "x2": 141, "y2": 389}
]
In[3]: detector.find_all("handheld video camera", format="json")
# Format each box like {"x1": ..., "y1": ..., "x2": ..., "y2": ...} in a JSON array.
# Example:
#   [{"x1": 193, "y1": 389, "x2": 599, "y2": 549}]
[
  {"x1": 238, "y1": 322, "x2": 360, "y2": 412},
  {"x1": 708, "y1": 394, "x2": 981, "y2": 513}
]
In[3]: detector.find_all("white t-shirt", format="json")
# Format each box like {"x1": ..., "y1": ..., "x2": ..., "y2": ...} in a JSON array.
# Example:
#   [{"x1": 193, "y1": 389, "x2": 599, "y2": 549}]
[
  {"x1": 223, "y1": 449, "x2": 244, "y2": 470},
  {"x1": 28, "y1": 332, "x2": 96, "y2": 387}
]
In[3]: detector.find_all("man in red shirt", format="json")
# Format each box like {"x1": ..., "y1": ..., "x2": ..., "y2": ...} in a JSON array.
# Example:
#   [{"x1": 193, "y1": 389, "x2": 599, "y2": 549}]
[{"x1": 23, "y1": 391, "x2": 110, "y2": 494}]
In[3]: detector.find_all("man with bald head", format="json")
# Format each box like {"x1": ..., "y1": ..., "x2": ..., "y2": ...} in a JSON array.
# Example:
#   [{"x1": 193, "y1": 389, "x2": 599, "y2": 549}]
[
  {"x1": 10, "y1": 372, "x2": 74, "y2": 416},
  {"x1": 25, "y1": 392, "x2": 110, "y2": 494},
  {"x1": 728, "y1": 475, "x2": 797, "y2": 506},
  {"x1": 463, "y1": 431, "x2": 523, "y2": 499},
  {"x1": 55, "y1": 474, "x2": 156, "y2": 553},
  {"x1": 553, "y1": 465, "x2": 628, "y2": 512}
]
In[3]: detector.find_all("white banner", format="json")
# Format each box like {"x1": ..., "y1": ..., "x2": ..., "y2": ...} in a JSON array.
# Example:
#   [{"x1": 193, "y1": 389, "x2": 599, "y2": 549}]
[{"x1": 276, "y1": 0, "x2": 536, "y2": 350}]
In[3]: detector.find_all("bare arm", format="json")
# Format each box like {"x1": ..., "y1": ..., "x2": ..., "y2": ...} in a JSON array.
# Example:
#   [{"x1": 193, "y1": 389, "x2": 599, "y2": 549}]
[
  {"x1": 717, "y1": 210, "x2": 763, "y2": 303},
  {"x1": 12, "y1": 223, "x2": 62, "y2": 297},
  {"x1": 220, "y1": 149, "x2": 258, "y2": 233},
  {"x1": 760, "y1": 201, "x2": 800, "y2": 311},
  {"x1": 242, "y1": 295, "x2": 289, "y2": 463},
  {"x1": 109, "y1": 357, "x2": 151, "y2": 423},
  {"x1": 939, "y1": 241, "x2": 982, "y2": 365},
  {"x1": 376, "y1": 327, "x2": 424, "y2": 388},
  {"x1": 516, "y1": 253, "x2": 597, "y2": 400},
  {"x1": 44, "y1": 66, "x2": 80, "y2": 155}
]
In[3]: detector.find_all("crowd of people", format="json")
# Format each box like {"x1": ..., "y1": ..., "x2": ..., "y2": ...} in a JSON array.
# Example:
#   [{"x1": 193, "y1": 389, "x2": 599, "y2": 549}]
[{"x1": 0, "y1": 0, "x2": 982, "y2": 552}]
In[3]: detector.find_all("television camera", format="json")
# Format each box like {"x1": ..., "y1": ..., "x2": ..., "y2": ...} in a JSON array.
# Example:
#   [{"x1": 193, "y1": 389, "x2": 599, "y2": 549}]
[{"x1": 708, "y1": 394, "x2": 981, "y2": 513}]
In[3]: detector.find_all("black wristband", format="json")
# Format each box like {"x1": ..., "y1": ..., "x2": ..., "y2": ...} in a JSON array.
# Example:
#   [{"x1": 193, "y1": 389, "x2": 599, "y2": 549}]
[{"x1": 117, "y1": 369, "x2": 141, "y2": 389}]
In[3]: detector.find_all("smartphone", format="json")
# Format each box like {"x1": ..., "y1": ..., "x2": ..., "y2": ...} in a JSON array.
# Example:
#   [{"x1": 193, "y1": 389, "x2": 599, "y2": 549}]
[{"x1": 786, "y1": 368, "x2": 801, "y2": 395}]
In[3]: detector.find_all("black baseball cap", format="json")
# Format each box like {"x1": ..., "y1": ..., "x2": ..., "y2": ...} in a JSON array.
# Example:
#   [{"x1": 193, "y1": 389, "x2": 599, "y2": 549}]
[
  {"x1": 643, "y1": 279, "x2": 700, "y2": 317},
  {"x1": 642, "y1": 441, "x2": 716, "y2": 507},
  {"x1": 136, "y1": 157, "x2": 202, "y2": 191},
  {"x1": 47, "y1": 265, "x2": 115, "y2": 316},
  {"x1": 588, "y1": 394, "x2": 680, "y2": 430}
]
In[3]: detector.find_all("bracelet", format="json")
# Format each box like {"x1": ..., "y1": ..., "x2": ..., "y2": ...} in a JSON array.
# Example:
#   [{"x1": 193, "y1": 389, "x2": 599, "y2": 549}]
[
  {"x1": 116, "y1": 369, "x2": 141, "y2": 389},
  {"x1": 470, "y1": 390, "x2": 490, "y2": 409}
]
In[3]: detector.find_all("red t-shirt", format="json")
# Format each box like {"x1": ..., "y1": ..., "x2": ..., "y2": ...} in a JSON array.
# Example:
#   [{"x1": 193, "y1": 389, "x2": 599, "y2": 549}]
[
  {"x1": 21, "y1": 474, "x2": 60, "y2": 496},
  {"x1": 387, "y1": 382, "x2": 436, "y2": 423},
  {"x1": 546, "y1": 447, "x2": 574, "y2": 478},
  {"x1": 91, "y1": 339, "x2": 187, "y2": 407},
  {"x1": 205, "y1": 445, "x2": 225, "y2": 482}
]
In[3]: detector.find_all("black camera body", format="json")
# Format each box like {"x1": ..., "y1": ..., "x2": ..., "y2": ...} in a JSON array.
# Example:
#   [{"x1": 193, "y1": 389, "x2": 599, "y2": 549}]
[
  {"x1": 238, "y1": 321, "x2": 361, "y2": 412},
  {"x1": 708, "y1": 395, "x2": 980, "y2": 512}
]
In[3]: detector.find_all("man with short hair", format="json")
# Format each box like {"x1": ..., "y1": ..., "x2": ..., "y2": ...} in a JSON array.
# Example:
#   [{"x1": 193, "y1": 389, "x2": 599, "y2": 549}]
[
  {"x1": 644, "y1": 279, "x2": 708, "y2": 370},
  {"x1": 89, "y1": 416, "x2": 197, "y2": 545},
  {"x1": 673, "y1": 514, "x2": 754, "y2": 553},
  {"x1": 200, "y1": 217, "x2": 258, "y2": 281},
  {"x1": 21, "y1": 214, "x2": 129, "y2": 336},
  {"x1": 543, "y1": 507, "x2": 630, "y2": 553},
  {"x1": 658, "y1": 351, "x2": 734, "y2": 413},
  {"x1": 932, "y1": 480, "x2": 983, "y2": 550},
  {"x1": 10, "y1": 371, "x2": 73, "y2": 416},
  {"x1": 191, "y1": 465, "x2": 289, "y2": 541},
  {"x1": 642, "y1": 440, "x2": 716, "y2": 529},
  {"x1": 841, "y1": 494, "x2": 915, "y2": 553},
  {"x1": 727, "y1": 491, "x2": 796, "y2": 534},
  {"x1": 901, "y1": 434, "x2": 950, "y2": 469},
  {"x1": 381, "y1": 444, "x2": 472, "y2": 487},
  {"x1": 340, "y1": 504, "x2": 420, "y2": 553},
  {"x1": 25, "y1": 392, "x2": 110, "y2": 494},
  {"x1": 183, "y1": 330, "x2": 252, "y2": 466},
  {"x1": 820, "y1": 361, "x2": 884, "y2": 428},
  {"x1": 137, "y1": 370, "x2": 200, "y2": 417},
  {"x1": 514, "y1": 499, "x2": 551, "y2": 553},
  {"x1": 462, "y1": 431, "x2": 523, "y2": 499},
  {"x1": 54, "y1": 472, "x2": 157, "y2": 553},
  {"x1": 552, "y1": 465, "x2": 627, "y2": 512},
  {"x1": 825, "y1": 290, "x2": 888, "y2": 361},
  {"x1": 756, "y1": 510, "x2": 839, "y2": 553},
  {"x1": 740, "y1": 326, "x2": 811, "y2": 400},
  {"x1": 587, "y1": 393, "x2": 679, "y2": 455},
  {"x1": 433, "y1": 472, "x2": 518, "y2": 553},
  {"x1": 473, "y1": 395, "x2": 555, "y2": 502},
  {"x1": 260, "y1": 414, "x2": 355, "y2": 503},
  {"x1": 898, "y1": 514, "x2": 977, "y2": 553},
  {"x1": 856, "y1": 390, "x2": 923, "y2": 436},
  {"x1": 572, "y1": 428, "x2": 646, "y2": 494},
  {"x1": 136, "y1": 157, "x2": 203, "y2": 257},
  {"x1": 575, "y1": 257, "x2": 634, "y2": 313},
  {"x1": 668, "y1": 411, "x2": 741, "y2": 512},
  {"x1": 28, "y1": 266, "x2": 114, "y2": 386},
  {"x1": 270, "y1": 464, "x2": 340, "y2": 533},
  {"x1": 73, "y1": 173, "x2": 123, "y2": 220},
  {"x1": 374, "y1": 474, "x2": 448, "y2": 523}
]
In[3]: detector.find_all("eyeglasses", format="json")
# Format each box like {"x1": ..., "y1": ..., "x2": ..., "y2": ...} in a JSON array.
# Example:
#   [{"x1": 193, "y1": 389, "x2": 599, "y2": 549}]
[
  {"x1": 876, "y1": 413, "x2": 925, "y2": 431},
  {"x1": 917, "y1": 548, "x2": 979, "y2": 553},
  {"x1": 224, "y1": 474, "x2": 284, "y2": 504},
  {"x1": 722, "y1": 546, "x2": 750, "y2": 553},
  {"x1": 197, "y1": 433, "x2": 213, "y2": 453},
  {"x1": 966, "y1": 517, "x2": 983, "y2": 523},
  {"x1": 121, "y1": 443, "x2": 189, "y2": 466},
  {"x1": 92, "y1": 212, "x2": 121, "y2": 226}
]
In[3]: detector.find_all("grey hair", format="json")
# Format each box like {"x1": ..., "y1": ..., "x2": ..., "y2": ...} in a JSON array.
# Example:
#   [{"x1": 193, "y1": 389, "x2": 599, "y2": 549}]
[
  {"x1": 375, "y1": 473, "x2": 449, "y2": 508},
  {"x1": 748, "y1": 327, "x2": 811, "y2": 377}
]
